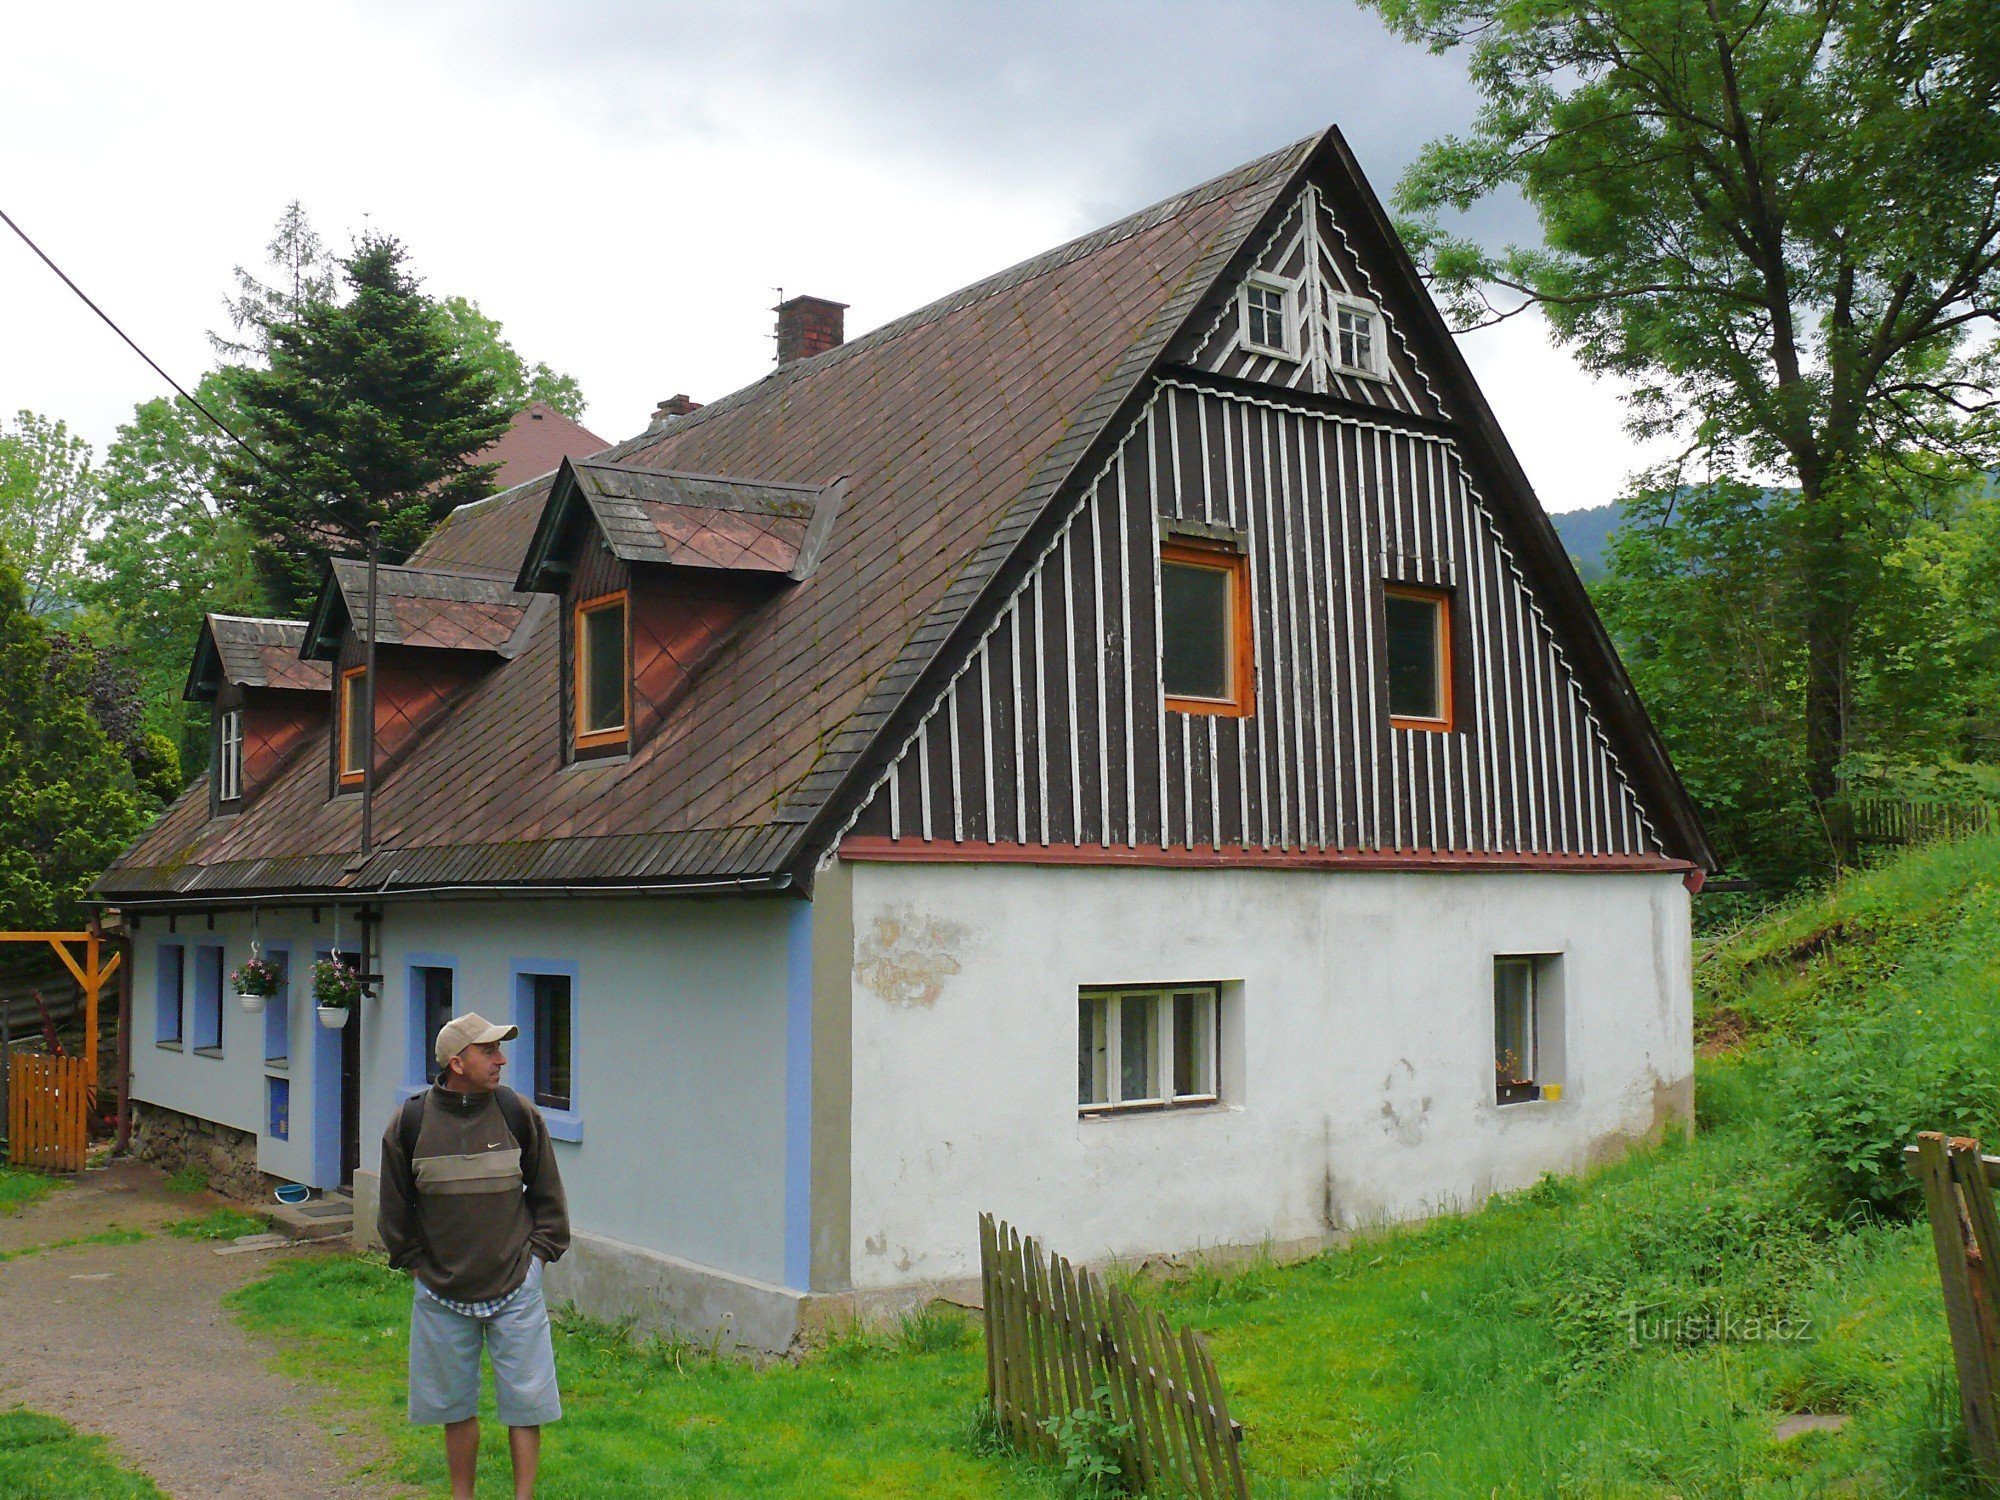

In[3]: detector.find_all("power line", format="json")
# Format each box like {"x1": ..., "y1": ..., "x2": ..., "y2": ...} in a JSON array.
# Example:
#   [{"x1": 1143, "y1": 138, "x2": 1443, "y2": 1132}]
[{"x1": 0, "y1": 201, "x2": 285, "y2": 486}]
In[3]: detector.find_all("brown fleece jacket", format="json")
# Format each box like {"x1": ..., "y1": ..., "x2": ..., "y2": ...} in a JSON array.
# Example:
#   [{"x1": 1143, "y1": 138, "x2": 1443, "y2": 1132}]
[{"x1": 377, "y1": 1084, "x2": 570, "y2": 1304}]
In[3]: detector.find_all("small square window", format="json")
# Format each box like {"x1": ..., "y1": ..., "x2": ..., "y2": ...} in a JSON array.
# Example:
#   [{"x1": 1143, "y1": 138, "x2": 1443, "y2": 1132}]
[
  {"x1": 1240, "y1": 276, "x2": 1295, "y2": 359},
  {"x1": 1162, "y1": 543, "x2": 1253, "y2": 717},
  {"x1": 575, "y1": 593, "x2": 629, "y2": 749},
  {"x1": 1334, "y1": 299, "x2": 1382, "y2": 376},
  {"x1": 1079, "y1": 985, "x2": 1221, "y2": 1112},
  {"x1": 1494, "y1": 955, "x2": 1565, "y2": 1105},
  {"x1": 218, "y1": 709, "x2": 243, "y2": 802},
  {"x1": 1384, "y1": 586, "x2": 1452, "y2": 730},
  {"x1": 339, "y1": 667, "x2": 368, "y2": 785}
]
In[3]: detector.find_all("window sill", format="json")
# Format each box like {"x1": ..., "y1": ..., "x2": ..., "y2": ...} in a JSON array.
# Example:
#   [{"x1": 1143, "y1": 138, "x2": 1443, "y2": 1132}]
[
  {"x1": 539, "y1": 1108, "x2": 583, "y2": 1143},
  {"x1": 193, "y1": 1046, "x2": 225, "y2": 1061},
  {"x1": 566, "y1": 750, "x2": 630, "y2": 771},
  {"x1": 1390, "y1": 717, "x2": 1454, "y2": 734},
  {"x1": 155, "y1": 1039, "x2": 183, "y2": 1052},
  {"x1": 264, "y1": 1056, "x2": 289, "y2": 1074},
  {"x1": 1495, "y1": 1089, "x2": 1566, "y2": 1109},
  {"x1": 1333, "y1": 363, "x2": 1391, "y2": 384},
  {"x1": 1079, "y1": 1098, "x2": 1229, "y2": 1122},
  {"x1": 1241, "y1": 341, "x2": 1300, "y2": 363}
]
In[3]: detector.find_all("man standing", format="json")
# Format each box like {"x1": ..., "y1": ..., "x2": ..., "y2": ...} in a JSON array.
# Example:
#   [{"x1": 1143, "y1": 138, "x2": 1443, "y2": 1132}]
[{"x1": 379, "y1": 1011, "x2": 570, "y2": 1500}]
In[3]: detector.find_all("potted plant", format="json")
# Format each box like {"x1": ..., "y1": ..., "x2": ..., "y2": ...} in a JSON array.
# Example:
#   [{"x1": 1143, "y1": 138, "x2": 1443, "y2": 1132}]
[
  {"x1": 1496, "y1": 1050, "x2": 1540, "y2": 1106},
  {"x1": 232, "y1": 953, "x2": 284, "y2": 1014},
  {"x1": 313, "y1": 955, "x2": 362, "y2": 1029}
]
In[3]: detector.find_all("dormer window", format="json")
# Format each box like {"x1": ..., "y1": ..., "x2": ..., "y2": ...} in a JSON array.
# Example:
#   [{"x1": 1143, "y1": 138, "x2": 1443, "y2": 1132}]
[
  {"x1": 339, "y1": 666, "x2": 368, "y2": 787},
  {"x1": 575, "y1": 591, "x2": 630, "y2": 750},
  {"x1": 1240, "y1": 275, "x2": 1295, "y2": 360},
  {"x1": 218, "y1": 710, "x2": 243, "y2": 803},
  {"x1": 1334, "y1": 296, "x2": 1383, "y2": 377}
]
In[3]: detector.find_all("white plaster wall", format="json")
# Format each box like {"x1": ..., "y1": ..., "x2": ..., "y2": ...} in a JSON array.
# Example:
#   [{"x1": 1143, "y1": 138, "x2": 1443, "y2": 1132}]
[
  {"x1": 372, "y1": 898, "x2": 796, "y2": 1287},
  {"x1": 843, "y1": 862, "x2": 1693, "y2": 1290},
  {"x1": 126, "y1": 909, "x2": 330, "y2": 1188}
]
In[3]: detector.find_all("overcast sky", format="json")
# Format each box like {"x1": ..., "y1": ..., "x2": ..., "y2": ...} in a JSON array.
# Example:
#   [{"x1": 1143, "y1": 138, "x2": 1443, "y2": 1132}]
[{"x1": 1, "y1": 1, "x2": 1664, "y2": 513}]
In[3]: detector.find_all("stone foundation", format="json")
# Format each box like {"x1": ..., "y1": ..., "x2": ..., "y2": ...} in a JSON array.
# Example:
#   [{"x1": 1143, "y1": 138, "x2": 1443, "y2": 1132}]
[{"x1": 130, "y1": 1100, "x2": 278, "y2": 1202}]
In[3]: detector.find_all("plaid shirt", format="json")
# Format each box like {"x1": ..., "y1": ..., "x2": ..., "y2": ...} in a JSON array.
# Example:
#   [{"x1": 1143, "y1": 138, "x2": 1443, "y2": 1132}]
[{"x1": 416, "y1": 1273, "x2": 530, "y2": 1320}]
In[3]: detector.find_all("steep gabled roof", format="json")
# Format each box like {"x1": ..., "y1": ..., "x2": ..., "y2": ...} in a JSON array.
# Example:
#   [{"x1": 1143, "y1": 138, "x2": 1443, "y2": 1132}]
[
  {"x1": 184, "y1": 615, "x2": 328, "y2": 701},
  {"x1": 301, "y1": 561, "x2": 538, "y2": 659},
  {"x1": 98, "y1": 126, "x2": 1710, "y2": 903},
  {"x1": 477, "y1": 401, "x2": 607, "y2": 491}
]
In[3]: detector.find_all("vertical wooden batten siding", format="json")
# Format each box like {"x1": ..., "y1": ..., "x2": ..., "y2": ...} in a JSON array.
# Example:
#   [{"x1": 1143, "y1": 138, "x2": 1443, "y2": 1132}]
[{"x1": 847, "y1": 381, "x2": 1661, "y2": 860}]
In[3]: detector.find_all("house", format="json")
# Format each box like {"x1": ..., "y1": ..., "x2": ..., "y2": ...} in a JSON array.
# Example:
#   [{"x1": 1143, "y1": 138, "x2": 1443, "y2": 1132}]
[{"x1": 96, "y1": 128, "x2": 1715, "y2": 1353}]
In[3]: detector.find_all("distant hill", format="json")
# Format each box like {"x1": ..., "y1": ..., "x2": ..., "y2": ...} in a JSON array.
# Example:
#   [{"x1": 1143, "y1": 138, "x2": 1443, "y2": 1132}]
[{"x1": 1550, "y1": 501, "x2": 1623, "y2": 582}]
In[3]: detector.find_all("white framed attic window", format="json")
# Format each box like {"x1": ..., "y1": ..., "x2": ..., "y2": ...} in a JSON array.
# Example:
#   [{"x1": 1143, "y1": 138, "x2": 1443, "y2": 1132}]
[
  {"x1": 218, "y1": 709, "x2": 243, "y2": 802},
  {"x1": 1238, "y1": 274, "x2": 1298, "y2": 360},
  {"x1": 1332, "y1": 295, "x2": 1385, "y2": 379},
  {"x1": 1079, "y1": 985, "x2": 1220, "y2": 1113}
]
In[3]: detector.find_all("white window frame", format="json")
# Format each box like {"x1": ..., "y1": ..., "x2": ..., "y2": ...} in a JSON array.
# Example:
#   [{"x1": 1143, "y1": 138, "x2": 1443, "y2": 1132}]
[
  {"x1": 1078, "y1": 985, "x2": 1221, "y2": 1113},
  {"x1": 1331, "y1": 294, "x2": 1385, "y2": 379},
  {"x1": 218, "y1": 709, "x2": 243, "y2": 802},
  {"x1": 1238, "y1": 273, "x2": 1299, "y2": 361}
]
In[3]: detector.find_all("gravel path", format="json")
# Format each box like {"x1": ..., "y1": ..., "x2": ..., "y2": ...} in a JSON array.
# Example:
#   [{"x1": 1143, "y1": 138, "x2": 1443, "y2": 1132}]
[{"x1": 0, "y1": 1158, "x2": 414, "y2": 1499}]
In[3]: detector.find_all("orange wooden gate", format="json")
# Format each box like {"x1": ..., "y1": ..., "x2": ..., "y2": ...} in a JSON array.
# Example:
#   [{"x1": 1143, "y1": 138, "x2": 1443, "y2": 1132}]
[{"x1": 7, "y1": 1053, "x2": 91, "y2": 1171}]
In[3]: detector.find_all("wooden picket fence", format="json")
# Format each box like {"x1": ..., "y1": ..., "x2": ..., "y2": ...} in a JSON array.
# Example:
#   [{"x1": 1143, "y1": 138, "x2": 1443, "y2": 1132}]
[
  {"x1": 1907, "y1": 1134, "x2": 2000, "y2": 1486},
  {"x1": 979, "y1": 1213, "x2": 1247, "y2": 1498},
  {"x1": 7, "y1": 1052, "x2": 91, "y2": 1172},
  {"x1": 1831, "y1": 797, "x2": 1997, "y2": 854}
]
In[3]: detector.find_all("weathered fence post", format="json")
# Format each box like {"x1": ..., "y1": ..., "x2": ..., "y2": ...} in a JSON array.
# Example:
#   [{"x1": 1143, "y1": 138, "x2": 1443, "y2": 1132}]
[{"x1": 1907, "y1": 1133, "x2": 2000, "y2": 1484}]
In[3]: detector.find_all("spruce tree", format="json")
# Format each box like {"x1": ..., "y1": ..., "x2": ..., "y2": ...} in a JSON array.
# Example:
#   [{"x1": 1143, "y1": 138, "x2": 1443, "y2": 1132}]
[{"x1": 219, "y1": 234, "x2": 512, "y2": 609}]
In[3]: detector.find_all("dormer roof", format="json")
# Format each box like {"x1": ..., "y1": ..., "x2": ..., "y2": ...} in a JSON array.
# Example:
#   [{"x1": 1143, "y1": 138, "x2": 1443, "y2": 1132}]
[
  {"x1": 516, "y1": 458, "x2": 846, "y2": 592},
  {"x1": 300, "y1": 561, "x2": 542, "y2": 661},
  {"x1": 185, "y1": 615, "x2": 329, "y2": 701}
]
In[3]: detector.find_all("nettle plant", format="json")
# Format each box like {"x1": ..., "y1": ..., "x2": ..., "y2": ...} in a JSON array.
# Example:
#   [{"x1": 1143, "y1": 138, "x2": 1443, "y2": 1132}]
[
  {"x1": 231, "y1": 954, "x2": 285, "y2": 998},
  {"x1": 311, "y1": 955, "x2": 364, "y2": 1011}
]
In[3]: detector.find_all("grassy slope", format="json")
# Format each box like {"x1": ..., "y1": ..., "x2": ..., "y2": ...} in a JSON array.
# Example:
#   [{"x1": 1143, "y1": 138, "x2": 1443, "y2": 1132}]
[
  {"x1": 236, "y1": 835, "x2": 2000, "y2": 1497},
  {"x1": 0, "y1": 1410, "x2": 164, "y2": 1500}
]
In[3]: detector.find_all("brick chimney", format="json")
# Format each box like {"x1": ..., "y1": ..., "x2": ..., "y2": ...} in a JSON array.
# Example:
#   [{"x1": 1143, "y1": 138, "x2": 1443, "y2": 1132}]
[
  {"x1": 775, "y1": 294, "x2": 847, "y2": 366},
  {"x1": 653, "y1": 393, "x2": 701, "y2": 420}
]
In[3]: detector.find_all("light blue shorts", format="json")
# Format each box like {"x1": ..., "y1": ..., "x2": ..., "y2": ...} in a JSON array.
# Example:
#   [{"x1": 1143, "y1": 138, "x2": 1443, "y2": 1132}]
[{"x1": 408, "y1": 1257, "x2": 562, "y2": 1427}]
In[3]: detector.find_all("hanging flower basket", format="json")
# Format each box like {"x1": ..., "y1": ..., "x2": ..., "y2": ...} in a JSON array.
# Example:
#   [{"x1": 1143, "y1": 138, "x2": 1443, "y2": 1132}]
[
  {"x1": 232, "y1": 954, "x2": 284, "y2": 1013},
  {"x1": 312, "y1": 956, "x2": 362, "y2": 1029}
]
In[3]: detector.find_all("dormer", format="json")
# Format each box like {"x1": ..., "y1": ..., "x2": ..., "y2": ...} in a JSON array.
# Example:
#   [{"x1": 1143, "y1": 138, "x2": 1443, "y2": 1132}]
[
  {"x1": 300, "y1": 560, "x2": 546, "y2": 796},
  {"x1": 184, "y1": 615, "x2": 332, "y2": 817},
  {"x1": 517, "y1": 458, "x2": 845, "y2": 763}
]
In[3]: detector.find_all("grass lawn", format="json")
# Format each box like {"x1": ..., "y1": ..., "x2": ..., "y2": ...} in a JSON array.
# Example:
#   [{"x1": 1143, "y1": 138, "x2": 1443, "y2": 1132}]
[
  {"x1": 236, "y1": 834, "x2": 2000, "y2": 1496},
  {"x1": 0, "y1": 1165, "x2": 63, "y2": 1218},
  {"x1": 0, "y1": 1409, "x2": 164, "y2": 1499}
]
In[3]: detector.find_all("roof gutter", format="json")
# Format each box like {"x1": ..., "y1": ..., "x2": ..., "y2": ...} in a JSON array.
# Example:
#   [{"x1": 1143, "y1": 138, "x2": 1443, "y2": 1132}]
[{"x1": 94, "y1": 872, "x2": 795, "y2": 913}]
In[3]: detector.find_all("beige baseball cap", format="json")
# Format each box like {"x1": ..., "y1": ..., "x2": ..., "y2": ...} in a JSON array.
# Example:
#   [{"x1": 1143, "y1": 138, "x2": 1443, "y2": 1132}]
[{"x1": 434, "y1": 1011, "x2": 520, "y2": 1068}]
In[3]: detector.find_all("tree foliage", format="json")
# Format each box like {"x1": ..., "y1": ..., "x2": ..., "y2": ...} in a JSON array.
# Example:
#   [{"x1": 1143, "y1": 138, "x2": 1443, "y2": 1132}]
[
  {"x1": 209, "y1": 199, "x2": 339, "y2": 362},
  {"x1": 0, "y1": 549, "x2": 147, "y2": 930},
  {"x1": 437, "y1": 296, "x2": 588, "y2": 421},
  {"x1": 0, "y1": 410, "x2": 100, "y2": 617},
  {"x1": 218, "y1": 234, "x2": 513, "y2": 609},
  {"x1": 1366, "y1": 0, "x2": 2000, "y2": 809}
]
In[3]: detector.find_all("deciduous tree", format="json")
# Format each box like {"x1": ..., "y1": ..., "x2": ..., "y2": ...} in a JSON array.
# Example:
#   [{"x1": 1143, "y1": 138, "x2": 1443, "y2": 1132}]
[{"x1": 0, "y1": 410, "x2": 99, "y2": 617}]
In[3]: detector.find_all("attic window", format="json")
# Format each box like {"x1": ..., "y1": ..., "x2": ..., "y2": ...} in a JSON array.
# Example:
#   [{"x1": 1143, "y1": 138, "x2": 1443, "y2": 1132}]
[
  {"x1": 218, "y1": 709, "x2": 243, "y2": 802},
  {"x1": 339, "y1": 667, "x2": 368, "y2": 786},
  {"x1": 1161, "y1": 542, "x2": 1253, "y2": 717},
  {"x1": 1384, "y1": 586, "x2": 1452, "y2": 731},
  {"x1": 1334, "y1": 297, "x2": 1383, "y2": 377},
  {"x1": 574, "y1": 592, "x2": 629, "y2": 750},
  {"x1": 1240, "y1": 275, "x2": 1295, "y2": 359}
]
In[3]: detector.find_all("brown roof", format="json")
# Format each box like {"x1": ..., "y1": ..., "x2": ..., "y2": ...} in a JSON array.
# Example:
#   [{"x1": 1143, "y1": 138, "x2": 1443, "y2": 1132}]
[
  {"x1": 477, "y1": 402, "x2": 607, "y2": 491},
  {"x1": 184, "y1": 615, "x2": 330, "y2": 700},
  {"x1": 107, "y1": 131, "x2": 1720, "y2": 900},
  {"x1": 303, "y1": 561, "x2": 537, "y2": 657}
]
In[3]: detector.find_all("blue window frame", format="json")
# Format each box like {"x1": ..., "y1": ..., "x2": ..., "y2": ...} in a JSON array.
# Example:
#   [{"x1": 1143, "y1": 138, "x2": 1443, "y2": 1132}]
[
  {"x1": 405, "y1": 955, "x2": 457, "y2": 1092},
  {"x1": 155, "y1": 942, "x2": 185, "y2": 1045},
  {"x1": 510, "y1": 959, "x2": 581, "y2": 1142},
  {"x1": 191, "y1": 944, "x2": 225, "y2": 1054},
  {"x1": 262, "y1": 947, "x2": 292, "y2": 1067}
]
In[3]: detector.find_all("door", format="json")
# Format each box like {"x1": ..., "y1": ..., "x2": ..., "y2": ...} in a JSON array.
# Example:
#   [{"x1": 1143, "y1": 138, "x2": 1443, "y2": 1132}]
[{"x1": 339, "y1": 1006, "x2": 361, "y2": 1185}]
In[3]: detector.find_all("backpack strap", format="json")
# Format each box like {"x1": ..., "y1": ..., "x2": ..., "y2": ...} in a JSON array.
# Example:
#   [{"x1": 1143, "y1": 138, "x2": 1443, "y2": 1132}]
[
  {"x1": 398, "y1": 1091, "x2": 426, "y2": 1165},
  {"x1": 400, "y1": 1086, "x2": 536, "y2": 1188}
]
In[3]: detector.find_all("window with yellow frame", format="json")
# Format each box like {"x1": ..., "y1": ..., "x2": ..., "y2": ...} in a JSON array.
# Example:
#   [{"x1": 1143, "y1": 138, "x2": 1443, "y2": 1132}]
[{"x1": 574, "y1": 591, "x2": 630, "y2": 751}]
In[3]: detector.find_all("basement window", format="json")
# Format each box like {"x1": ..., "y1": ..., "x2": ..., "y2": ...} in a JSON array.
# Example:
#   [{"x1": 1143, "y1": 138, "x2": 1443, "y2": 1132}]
[
  {"x1": 218, "y1": 709, "x2": 243, "y2": 803},
  {"x1": 1384, "y1": 585, "x2": 1452, "y2": 731},
  {"x1": 339, "y1": 666, "x2": 368, "y2": 787},
  {"x1": 1495, "y1": 954, "x2": 1565, "y2": 1105},
  {"x1": 1240, "y1": 275, "x2": 1296, "y2": 359},
  {"x1": 1333, "y1": 297, "x2": 1383, "y2": 378},
  {"x1": 1162, "y1": 542, "x2": 1253, "y2": 717},
  {"x1": 1079, "y1": 985, "x2": 1220, "y2": 1112},
  {"x1": 574, "y1": 591, "x2": 630, "y2": 751}
]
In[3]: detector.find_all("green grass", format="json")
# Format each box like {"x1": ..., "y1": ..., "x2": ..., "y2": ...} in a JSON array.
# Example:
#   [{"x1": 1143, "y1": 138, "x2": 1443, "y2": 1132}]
[
  {"x1": 0, "y1": 1409, "x2": 164, "y2": 1498},
  {"x1": 0, "y1": 1166, "x2": 62, "y2": 1217},
  {"x1": 0, "y1": 1228, "x2": 148, "y2": 1265},
  {"x1": 233, "y1": 833, "x2": 2000, "y2": 1496},
  {"x1": 163, "y1": 1165, "x2": 209, "y2": 1194},
  {"x1": 166, "y1": 1207, "x2": 273, "y2": 1241}
]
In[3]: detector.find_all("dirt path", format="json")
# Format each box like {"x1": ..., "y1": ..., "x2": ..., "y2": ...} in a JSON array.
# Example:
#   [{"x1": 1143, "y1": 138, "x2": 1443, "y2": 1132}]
[{"x1": 0, "y1": 1158, "x2": 415, "y2": 1499}]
